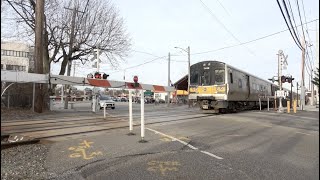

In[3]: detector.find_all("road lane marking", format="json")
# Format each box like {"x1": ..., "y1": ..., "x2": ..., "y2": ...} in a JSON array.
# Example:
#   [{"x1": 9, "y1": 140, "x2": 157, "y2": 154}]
[
  {"x1": 146, "y1": 127, "x2": 223, "y2": 159},
  {"x1": 200, "y1": 150, "x2": 223, "y2": 160},
  {"x1": 146, "y1": 128, "x2": 198, "y2": 150},
  {"x1": 295, "y1": 132, "x2": 312, "y2": 136},
  {"x1": 261, "y1": 124, "x2": 273, "y2": 128},
  {"x1": 253, "y1": 112, "x2": 319, "y2": 120}
]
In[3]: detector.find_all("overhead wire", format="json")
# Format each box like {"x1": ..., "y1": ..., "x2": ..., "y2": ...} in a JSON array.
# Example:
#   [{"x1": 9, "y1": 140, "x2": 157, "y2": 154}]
[
  {"x1": 295, "y1": 0, "x2": 306, "y2": 44},
  {"x1": 301, "y1": 0, "x2": 315, "y2": 69},
  {"x1": 276, "y1": 0, "x2": 303, "y2": 50},
  {"x1": 282, "y1": 0, "x2": 303, "y2": 48},
  {"x1": 198, "y1": 0, "x2": 256, "y2": 56},
  {"x1": 189, "y1": 19, "x2": 317, "y2": 55},
  {"x1": 286, "y1": 0, "x2": 301, "y2": 42}
]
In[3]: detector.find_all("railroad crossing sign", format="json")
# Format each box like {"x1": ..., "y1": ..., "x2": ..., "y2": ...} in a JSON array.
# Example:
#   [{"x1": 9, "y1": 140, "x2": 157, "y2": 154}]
[{"x1": 276, "y1": 90, "x2": 289, "y2": 98}]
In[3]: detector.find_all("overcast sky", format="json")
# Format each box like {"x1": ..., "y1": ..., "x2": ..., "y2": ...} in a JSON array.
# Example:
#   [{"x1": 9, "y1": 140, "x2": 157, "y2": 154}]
[
  {"x1": 97, "y1": 0, "x2": 319, "y2": 90},
  {"x1": 2, "y1": 0, "x2": 319, "y2": 90}
]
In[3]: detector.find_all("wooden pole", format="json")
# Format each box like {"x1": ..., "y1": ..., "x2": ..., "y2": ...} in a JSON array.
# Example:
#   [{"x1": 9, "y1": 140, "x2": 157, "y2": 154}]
[{"x1": 34, "y1": 0, "x2": 45, "y2": 113}]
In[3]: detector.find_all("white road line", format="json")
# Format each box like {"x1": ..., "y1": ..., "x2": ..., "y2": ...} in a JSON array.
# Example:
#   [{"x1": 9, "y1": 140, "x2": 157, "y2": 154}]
[
  {"x1": 296, "y1": 132, "x2": 312, "y2": 136},
  {"x1": 146, "y1": 127, "x2": 223, "y2": 160},
  {"x1": 200, "y1": 150, "x2": 223, "y2": 160},
  {"x1": 253, "y1": 112, "x2": 319, "y2": 120},
  {"x1": 261, "y1": 124, "x2": 273, "y2": 128}
]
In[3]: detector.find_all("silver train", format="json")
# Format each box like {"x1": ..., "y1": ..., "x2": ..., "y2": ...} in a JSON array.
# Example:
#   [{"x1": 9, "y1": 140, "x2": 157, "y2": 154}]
[{"x1": 188, "y1": 60, "x2": 295, "y2": 112}]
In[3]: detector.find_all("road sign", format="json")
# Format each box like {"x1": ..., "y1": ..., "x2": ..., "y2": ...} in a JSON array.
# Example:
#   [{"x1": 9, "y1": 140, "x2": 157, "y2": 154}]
[{"x1": 276, "y1": 90, "x2": 289, "y2": 98}]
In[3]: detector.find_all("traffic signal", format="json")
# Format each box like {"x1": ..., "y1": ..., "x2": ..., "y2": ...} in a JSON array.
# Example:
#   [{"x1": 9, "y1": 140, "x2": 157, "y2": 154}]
[
  {"x1": 287, "y1": 77, "x2": 294, "y2": 83},
  {"x1": 94, "y1": 72, "x2": 101, "y2": 79},
  {"x1": 281, "y1": 75, "x2": 286, "y2": 83},
  {"x1": 102, "y1": 73, "x2": 109, "y2": 79},
  {"x1": 133, "y1": 75, "x2": 139, "y2": 87}
]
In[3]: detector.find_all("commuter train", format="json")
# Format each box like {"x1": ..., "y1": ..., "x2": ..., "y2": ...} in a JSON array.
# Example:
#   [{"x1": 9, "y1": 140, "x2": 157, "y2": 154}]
[{"x1": 189, "y1": 60, "x2": 296, "y2": 112}]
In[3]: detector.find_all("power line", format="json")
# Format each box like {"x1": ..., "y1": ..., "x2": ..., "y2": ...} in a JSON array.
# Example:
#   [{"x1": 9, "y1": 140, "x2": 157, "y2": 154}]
[
  {"x1": 286, "y1": 0, "x2": 301, "y2": 41},
  {"x1": 276, "y1": 0, "x2": 303, "y2": 50},
  {"x1": 190, "y1": 19, "x2": 318, "y2": 55},
  {"x1": 198, "y1": 0, "x2": 256, "y2": 56},
  {"x1": 108, "y1": 56, "x2": 167, "y2": 75},
  {"x1": 215, "y1": 0, "x2": 231, "y2": 17},
  {"x1": 301, "y1": 0, "x2": 315, "y2": 67},
  {"x1": 295, "y1": 0, "x2": 306, "y2": 44},
  {"x1": 132, "y1": 49, "x2": 187, "y2": 62},
  {"x1": 282, "y1": 0, "x2": 303, "y2": 48}
]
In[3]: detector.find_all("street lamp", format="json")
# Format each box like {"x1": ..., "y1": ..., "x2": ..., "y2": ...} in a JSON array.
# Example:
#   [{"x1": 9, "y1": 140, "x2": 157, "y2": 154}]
[{"x1": 174, "y1": 46, "x2": 191, "y2": 107}]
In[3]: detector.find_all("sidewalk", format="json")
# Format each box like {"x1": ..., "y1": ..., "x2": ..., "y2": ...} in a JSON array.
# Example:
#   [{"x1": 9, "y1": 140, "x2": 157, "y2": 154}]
[{"x1": 302, "y1": 105, "x2": 319, "y2": 112}]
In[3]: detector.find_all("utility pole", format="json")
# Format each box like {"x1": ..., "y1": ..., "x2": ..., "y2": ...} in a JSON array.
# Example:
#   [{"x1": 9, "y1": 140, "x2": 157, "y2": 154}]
[
  {"x1": 311, "y1": 69, "x2": 314, "y2": 105},
  {"x1": 34, "y1": 0, "x2": 45, "y2": 113},
  {"x1": 187, "y1": 46, "x2": 191, "y2": 108},
  {"x1": 168, "y1": 52, "x2": 171, "y2": 106},
  {"x1": 72, "y1": 62, "x2": 79, "y2": 77},
  {"x1": 297, "y1": 82, "x2": 299, "y2": 102},
  {"x1": 277, "y1": 50, "x2": 283, "y2": 112},
  {"x1": 315, "y1": 20, "x2": 319, "y2": 105},
  {"x1": 290, "y1": 75, "x2": 293, "y2": 108},
  {"x1": 96, "y1": 48, "x2": 100, "y2": 72},
  {"x1": 300, "y1": 36, "x2": 306, "y2": 110},
  {"x1": 64, "y1": 1, "x2": 84, "y2": 109}
]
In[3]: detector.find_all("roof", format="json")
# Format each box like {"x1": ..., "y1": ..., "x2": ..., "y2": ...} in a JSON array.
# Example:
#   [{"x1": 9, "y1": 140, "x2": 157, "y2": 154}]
[{"x1": 174, "y1": 75, "x2": 188, "y2": 90}]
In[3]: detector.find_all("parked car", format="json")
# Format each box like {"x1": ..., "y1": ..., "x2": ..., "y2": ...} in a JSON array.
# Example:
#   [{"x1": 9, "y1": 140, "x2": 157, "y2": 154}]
[
  {"x1": 120, "y1": 97, "x2": 127, "y2": 102},
  {"x1": 99, "y1": 95, "x2": 115, "y2": 109}
]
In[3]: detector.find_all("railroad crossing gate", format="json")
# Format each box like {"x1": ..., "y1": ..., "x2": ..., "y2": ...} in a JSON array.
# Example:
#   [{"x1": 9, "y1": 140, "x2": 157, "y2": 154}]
[{"x1": 1, "y1": 70, "x2": 175, "y2": 142}]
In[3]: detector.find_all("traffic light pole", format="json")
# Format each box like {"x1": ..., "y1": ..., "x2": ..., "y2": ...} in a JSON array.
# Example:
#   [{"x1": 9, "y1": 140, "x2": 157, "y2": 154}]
[
  {"x1": 278, "y1": 50, "x2": 283, "y2": 112},
  {"x1": 290, "y1": 75, "x2": 293, "y2": 108}
]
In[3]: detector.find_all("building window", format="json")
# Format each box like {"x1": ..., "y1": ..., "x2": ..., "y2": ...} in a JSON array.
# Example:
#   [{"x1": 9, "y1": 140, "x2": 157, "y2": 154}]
[{"x1": 6, "y1": 65, "x2": 14, "y2": 70}]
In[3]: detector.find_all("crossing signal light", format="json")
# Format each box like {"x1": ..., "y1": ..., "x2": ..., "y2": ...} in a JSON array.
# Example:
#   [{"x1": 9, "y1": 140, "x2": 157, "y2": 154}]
[
  {"x1": 287, "y1": 77, "x2": 294, "y2": 83},
  {"x1": 94, "y1": 72, "x2": 101, "y2": 79},
  {"x1": 102, "y1": 73, "x2": 109, "y2": 79},
  {"x1": 281, "y1": 76, "x2": 286, "y2": 83},
  {"x1": 133, "y1": 75, "x2": 139, "y2": 87}
]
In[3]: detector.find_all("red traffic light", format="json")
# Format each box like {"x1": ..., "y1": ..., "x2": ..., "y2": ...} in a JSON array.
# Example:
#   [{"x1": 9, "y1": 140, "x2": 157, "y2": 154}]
[
  {"x1": 133, "y1": 76, "x2": 138, "y2": 83},
  {"x1": 94, "y1": 72, "x2": 101, "y2": 79}
]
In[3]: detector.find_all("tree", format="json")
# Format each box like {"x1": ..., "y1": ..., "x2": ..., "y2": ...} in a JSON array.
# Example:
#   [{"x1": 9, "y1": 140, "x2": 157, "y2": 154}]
[
  {"x1": 4, "y1": 0, "x2": 131, "y2": 75},
  {"x1": 312, "y1": 67, "x2": 319, "y2": 90}
]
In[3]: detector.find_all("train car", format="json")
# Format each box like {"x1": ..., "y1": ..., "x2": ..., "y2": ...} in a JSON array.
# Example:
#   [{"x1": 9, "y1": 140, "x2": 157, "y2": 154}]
[{"x1": 189, "y1": 60, "x2": 280, "y2": 112}]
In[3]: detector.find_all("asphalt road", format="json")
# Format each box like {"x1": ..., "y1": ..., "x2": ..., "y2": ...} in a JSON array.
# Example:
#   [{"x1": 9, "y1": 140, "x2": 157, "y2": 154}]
[{"x1": 42, "y1": 101, "x2": 319, "y2": 180}]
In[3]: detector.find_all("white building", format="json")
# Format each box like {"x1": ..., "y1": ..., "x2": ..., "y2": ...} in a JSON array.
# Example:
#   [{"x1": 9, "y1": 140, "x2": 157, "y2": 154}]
[{"x1": 1, "y1": 41, "x2": 34, "y2": 72}]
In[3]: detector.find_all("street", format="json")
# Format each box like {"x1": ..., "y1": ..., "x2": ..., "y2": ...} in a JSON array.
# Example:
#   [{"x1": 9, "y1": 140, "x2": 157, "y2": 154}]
[{"x1": 2, "y1": 101, "x2": 318, "y2": 179}]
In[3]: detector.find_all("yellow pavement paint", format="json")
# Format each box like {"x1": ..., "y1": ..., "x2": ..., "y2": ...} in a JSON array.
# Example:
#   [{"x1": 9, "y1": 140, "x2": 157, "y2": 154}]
[
  {"x1": 68, "y1": 140, "x2": 102, "y2": 160},
  {"x1": 160, "y1": 135, "x2": 190, "y2": 142},
  {"x1": 147, "y1": 161, "x2": 181, "y2": 176}
]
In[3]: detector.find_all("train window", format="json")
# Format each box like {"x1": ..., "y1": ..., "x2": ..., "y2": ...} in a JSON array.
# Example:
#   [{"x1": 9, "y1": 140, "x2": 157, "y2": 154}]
[
  {"x1": 202, "y1": 71, "x2": 210, "y2": 85},
  {"x1": 214, "y1": 69, "x2": 224, "y2": 85},
  {"x1": 229, "y1": 73, "x2": 233, "y2": 83},
  {"x1": 238, "y1": 79, "x2": 242, "y2": 88},
  {"x1": 190, "y1": 71, "x2": 199, "y2": 84}
]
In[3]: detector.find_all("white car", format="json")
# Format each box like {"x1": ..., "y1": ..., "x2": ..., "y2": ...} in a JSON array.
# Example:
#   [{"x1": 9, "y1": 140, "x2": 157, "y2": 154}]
[{"x1": 99, "y1": 96, "x2": 115, "y2": 109}]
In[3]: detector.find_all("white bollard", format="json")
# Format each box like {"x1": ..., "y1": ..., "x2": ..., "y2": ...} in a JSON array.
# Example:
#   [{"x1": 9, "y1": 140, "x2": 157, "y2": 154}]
[
  {"x1": 92, "y1": 95, "x2": 96, "y2": 112},
  {"x1": 128, "y1": 90, "x2": 135, "y2": 135},
  {"x1": 267, "y1": 97, "x2": 269, "y2": 111},
  {"x1": 104, "y1": 104, "x2": 106, "y2": 119},
  {"x1": 259, "y1": 98, "x2": 261, "y2": 111},
  {"x1": 139, "y1": 90, "x2": 147, "y2": 142}
]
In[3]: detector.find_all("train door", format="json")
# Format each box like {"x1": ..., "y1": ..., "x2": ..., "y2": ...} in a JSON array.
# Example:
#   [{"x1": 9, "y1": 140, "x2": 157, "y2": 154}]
[{"x1": 246, "y1": 75, "x2": 250, "y2": 99}]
